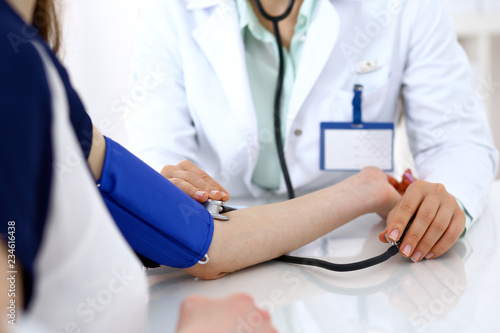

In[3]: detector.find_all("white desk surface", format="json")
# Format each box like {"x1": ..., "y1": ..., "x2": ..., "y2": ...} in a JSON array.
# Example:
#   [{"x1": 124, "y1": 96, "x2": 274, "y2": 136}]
[{"x1": 147, "y1": 181, "x2": 500, "y2": 333}]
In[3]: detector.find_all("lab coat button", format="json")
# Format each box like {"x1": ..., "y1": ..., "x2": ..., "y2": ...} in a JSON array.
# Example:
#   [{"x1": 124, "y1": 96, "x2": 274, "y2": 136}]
[{"x1": 294, "y1": 129, "x2": 303, "y2": 136}]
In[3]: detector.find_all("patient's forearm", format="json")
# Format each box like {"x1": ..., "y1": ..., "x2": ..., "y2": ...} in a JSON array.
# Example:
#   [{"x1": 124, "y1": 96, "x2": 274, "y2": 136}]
[
  {"x1": 87, "y1": 129, "x2": 398, "y2": 278},
  {"x1": 184, "y1": 168, "x2": 400, "y2": 279}
]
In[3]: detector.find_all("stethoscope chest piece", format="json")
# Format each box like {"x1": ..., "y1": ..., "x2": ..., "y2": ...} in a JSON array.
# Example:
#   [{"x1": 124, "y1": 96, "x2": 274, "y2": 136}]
[{"x1": 203, "y1": 199, "x2": 230, "y2": 221}]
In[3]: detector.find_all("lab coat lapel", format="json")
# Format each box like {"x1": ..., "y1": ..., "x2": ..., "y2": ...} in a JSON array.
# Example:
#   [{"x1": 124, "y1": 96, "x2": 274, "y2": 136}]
[
  {"x1": 191, "y1": 0, "x2": 257, "y2": 140},
  {"x1": 287, "y1": 0, "x2": 340, "y2": 131}
]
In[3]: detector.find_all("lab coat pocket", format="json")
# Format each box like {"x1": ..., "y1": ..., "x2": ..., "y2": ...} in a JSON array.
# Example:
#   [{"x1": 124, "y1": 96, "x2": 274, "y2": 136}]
[
  {"x1": 334, "y1": 73, "x2": 401, "y2": 123},
  {"x1": 362, "y1": 73, "x2": 401, "y2": 122}
]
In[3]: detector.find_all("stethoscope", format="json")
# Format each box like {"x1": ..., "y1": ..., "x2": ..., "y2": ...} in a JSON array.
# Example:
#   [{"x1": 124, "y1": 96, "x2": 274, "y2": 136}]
[{"x1": 203, "y1": 199, "x2": 412, "y2": 272}]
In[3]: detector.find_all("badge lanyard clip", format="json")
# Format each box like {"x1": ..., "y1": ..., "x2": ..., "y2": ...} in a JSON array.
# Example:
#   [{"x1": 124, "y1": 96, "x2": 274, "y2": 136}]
[{"x1": 352, "y1": 84, "x2": 363, "y2": 126}]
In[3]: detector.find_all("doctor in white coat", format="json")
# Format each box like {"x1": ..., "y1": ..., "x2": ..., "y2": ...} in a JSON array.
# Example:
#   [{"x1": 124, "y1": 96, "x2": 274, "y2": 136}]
[{"x1": 126, "y1": 0, "x2": 498, "y2": 263}]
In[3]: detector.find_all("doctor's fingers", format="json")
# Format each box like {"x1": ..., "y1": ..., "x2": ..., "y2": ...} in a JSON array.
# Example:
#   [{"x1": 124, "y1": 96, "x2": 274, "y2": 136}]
[
  {"x1": 161, "y1": 161, "x2": 230, "y2": 202},
  {"x1": 387, "y1": 181, "x2": 465, "y2": 261},
  {"x1": 397, "y1": 193, "x2": 443, "y2": 261},
  {"x1": 403, "y1": 189, "x2": 464, "y2": 261},
  {"x1": 424, "y1": 210, "x2": 465, "y2": 261},
  {"x1": 384, "y1": 180, "x2": 443, "y2": 243},
  {"x1": 407, "y1": 188, "x2": 466, "y2": 262}
]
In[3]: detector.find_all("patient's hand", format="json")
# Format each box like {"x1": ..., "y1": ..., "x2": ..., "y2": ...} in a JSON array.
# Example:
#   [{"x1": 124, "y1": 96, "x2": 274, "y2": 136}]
[
  {"x1": 176, "y1": 294, "x2": 277, "y2": 333},
  {"x1": 387, "y1": 169, "x2": 415, "y2": 196},
  {"x1": 352, "y1": 167, "x2": 402, "y2": 219},
  {"x1": 161, "y1": 160, "x2": 230, "y2": 203}
]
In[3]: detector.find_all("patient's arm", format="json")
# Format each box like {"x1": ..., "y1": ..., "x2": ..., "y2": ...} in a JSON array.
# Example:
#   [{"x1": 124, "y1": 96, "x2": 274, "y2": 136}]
[
  {"x1": 184, "y1": 167, "x2": 401, "y2": 279},
  {"x1": 86, "y1": 127, "x2": 400, "y2": 279}
]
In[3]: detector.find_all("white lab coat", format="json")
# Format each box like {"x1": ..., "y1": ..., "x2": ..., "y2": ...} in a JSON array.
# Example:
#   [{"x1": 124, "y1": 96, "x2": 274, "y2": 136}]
[{"x1": 127, "y1": 0, "x2": 498, "y2": 222}]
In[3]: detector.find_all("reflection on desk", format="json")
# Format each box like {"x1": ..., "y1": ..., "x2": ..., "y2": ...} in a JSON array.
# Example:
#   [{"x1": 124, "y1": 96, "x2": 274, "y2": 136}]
[{"x1": 147, "y1": 181, "x2": 500, "y2": 333}]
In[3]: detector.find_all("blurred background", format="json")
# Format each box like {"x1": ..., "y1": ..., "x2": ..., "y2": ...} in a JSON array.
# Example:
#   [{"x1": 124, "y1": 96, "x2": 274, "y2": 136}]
[{"x1": 58, "y1": 0, "x2": 500, "y2": 179}]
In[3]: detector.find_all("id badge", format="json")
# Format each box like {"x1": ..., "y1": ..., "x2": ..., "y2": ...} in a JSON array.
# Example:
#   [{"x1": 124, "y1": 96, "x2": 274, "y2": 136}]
[
  {"x1": 320, "y1": 122, "x2": 394, "y2": 171},
  {"x1": 319, "y1": 84, "x2": 394, "y2": 171}
]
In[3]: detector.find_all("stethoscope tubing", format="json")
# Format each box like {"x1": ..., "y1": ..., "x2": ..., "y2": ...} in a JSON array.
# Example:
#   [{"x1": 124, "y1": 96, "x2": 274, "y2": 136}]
[
  {"x1": 274, "y1": 245, "x2": 400, "y2": 272},
  {"x1": 252, "y1": 0, "x2": 296, "y2": 199}
]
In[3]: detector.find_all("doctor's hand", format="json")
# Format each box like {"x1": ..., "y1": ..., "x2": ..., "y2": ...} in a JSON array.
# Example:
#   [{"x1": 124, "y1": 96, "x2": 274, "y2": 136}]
[
  {"x1": 379, "y1": 180, "x2": 466, "y2": 263},
  {"x1": 161, "y1": 160, "x2": 230, "y2": 203},
  {"x1": 176, "y1": 294, "x2": 277, "y2": 333}
]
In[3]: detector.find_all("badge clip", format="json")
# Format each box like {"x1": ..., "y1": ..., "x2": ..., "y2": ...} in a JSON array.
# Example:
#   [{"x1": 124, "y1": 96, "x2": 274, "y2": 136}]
[{"x1": 352, "y1": 84, "x2": 363, "y2": 127}]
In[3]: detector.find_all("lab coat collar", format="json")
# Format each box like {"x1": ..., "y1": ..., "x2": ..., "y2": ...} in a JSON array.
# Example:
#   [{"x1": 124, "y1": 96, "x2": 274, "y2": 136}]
[
  {"x1": 191, "y1": 0, "x2": 259, "y2": 192},
  {"x1": 287, "y1": 0, "x2": 340, "y2": 133},
  {"x1": 191, "y1": 1, "x2": 256, "y2": 126}
]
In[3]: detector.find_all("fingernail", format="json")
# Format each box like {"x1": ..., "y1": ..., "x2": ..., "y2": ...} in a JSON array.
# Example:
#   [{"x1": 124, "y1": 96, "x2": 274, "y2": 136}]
[
  {"x1": 425, "y1": 252, "x2": 434, "y2": 260},
  {"x1": 411, "y1": 251, "x2": 422, "y2": 262},
  {"x1": 389, "y1": 229, "x2": 399, "y2": 241},
  {"x1": 210, "y1": 190, "x2": 220, "y2": 196},
  {"x1": 404, "y1": 171, "x2": 416, "y2": 183},
  {"x1": 402, "y1": 244, "x2": 412, "y2": 257},
  {"x1": 195, "y1": 191, "x2": 206, "y2": 199},
  {"x1": 220, "y1": 191, "x2": 229, "y2": 198}
]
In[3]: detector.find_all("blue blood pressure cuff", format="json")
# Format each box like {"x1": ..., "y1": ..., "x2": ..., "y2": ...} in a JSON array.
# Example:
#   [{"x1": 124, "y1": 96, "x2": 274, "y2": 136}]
[{"x1": 97, "y1": 137, "x2": 214, "y2": 269}]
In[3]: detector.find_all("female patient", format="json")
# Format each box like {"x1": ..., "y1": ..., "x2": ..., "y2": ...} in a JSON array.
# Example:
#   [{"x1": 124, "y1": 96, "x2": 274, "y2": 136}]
[{"x1": 0, "y1": 0, "x2": 409, "y2": 332}]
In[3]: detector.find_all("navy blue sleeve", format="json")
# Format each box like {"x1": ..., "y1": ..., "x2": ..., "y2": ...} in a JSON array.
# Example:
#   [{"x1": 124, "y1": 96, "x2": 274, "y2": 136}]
[
  {"x1": 44, "y1": 45, "x2": 94, "y2": 158},
  {"x1": 0, "y1": 0, "x2": 93, "y2": 307},
  {"x1": 0, "y1": 22, "x2": 53, "y2": 307}
]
